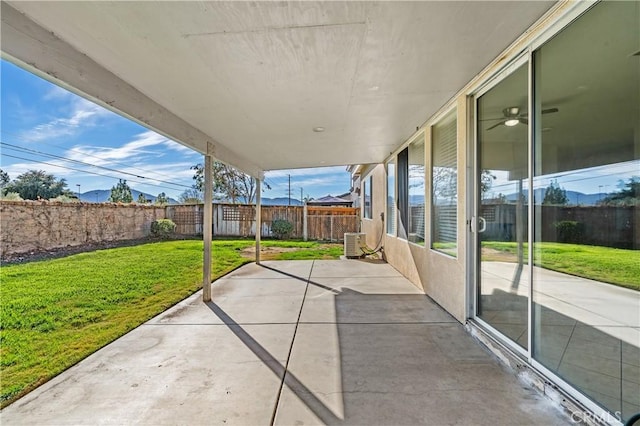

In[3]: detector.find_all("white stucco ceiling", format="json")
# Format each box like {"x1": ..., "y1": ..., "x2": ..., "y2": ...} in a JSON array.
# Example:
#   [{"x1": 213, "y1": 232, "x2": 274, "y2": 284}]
[{"x1": 2, "y1": 1, "x2": 555, "y2": 176}]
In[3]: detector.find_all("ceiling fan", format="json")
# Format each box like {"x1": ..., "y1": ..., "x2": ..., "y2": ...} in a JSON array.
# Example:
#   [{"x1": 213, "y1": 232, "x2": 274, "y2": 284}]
[{"x1": 483, "y1": 106, "x2": 559, "y2": 130}]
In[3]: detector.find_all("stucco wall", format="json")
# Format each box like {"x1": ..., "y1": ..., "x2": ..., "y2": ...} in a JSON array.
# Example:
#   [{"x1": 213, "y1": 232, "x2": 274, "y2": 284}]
[
  {"x1": 361, "y1": 96, "x2": 469, "y2": 323},
  {"x1": 360, "y1": 164, "x2": 386, "y2": 250},
  {"x1": 0, "y1": 200, "x2": 165, "y2": 256}
]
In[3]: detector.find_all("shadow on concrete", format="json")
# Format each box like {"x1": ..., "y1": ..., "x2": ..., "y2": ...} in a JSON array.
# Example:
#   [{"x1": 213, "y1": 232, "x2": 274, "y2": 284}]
[
  {"x1": 207, "y1": 261, "x2": 569, "y2": 425},
  {"x1": 205, "y1": 300, "x2": 342, "y2": 424}
]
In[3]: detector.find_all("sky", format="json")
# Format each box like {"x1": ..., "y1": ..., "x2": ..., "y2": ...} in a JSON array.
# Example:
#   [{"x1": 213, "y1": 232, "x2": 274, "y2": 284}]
[{"x1": 0, "y1": 60, "x2": 352, "y2": 201}]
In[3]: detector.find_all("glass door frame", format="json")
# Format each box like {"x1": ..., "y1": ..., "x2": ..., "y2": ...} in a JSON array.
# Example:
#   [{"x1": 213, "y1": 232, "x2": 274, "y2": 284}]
[{"x1": 470, "y1": 51, "x2": 533, "y2": 363}]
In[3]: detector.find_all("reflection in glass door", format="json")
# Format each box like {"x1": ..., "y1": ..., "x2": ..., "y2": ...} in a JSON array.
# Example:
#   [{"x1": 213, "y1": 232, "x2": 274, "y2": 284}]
[{"x1": 476, "y1": 62, "x2": 529, "y2": 349}]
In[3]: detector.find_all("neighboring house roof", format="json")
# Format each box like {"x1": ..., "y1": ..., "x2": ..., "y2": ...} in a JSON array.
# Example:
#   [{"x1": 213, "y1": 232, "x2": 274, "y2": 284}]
[{"x1": 308, "y1": 195, "x2": 353, "y2": 206}]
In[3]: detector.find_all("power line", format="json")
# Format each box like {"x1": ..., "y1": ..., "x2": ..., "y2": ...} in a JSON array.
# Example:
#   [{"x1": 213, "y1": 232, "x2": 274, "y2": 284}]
[
  {"x1": 1, "y1": 153, "x2": 189, "y2": 192},
  {"x1": 1, "y1": 141, "x2": 193, "y2": 189},
  {"x1": 484, "y1": 161, "x2": 639, "y2": 192},
  {"x1": 0, "y1": 129, "x2": 198, "y2": 184}
]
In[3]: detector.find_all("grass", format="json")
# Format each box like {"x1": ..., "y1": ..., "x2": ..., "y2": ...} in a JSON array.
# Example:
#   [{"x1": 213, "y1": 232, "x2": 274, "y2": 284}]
[
  {"x1": 0, "y1": 239, "x2": 341, "y2": 407},
  {"x1": 482, "y1": 241, "x2": 640, "y2": 291}
]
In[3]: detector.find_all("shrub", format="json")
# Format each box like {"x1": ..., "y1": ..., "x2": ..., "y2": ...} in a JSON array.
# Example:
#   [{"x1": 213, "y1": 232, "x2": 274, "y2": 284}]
[
  {"x1": 0, "y1": 192, "x2": 23, "y2": 201},
  {"x1": 271, "y1": 219, "x2": 293, "y2": 240},
  {"x1": 553, "y1": 220, "x2": 584, "y2": 243},
  {"x1": 50, "y1": 195, "x2": 79, "y2": 203},
  {"x1": 151, "y1": 219, "x2": 176, "y2": 239}
]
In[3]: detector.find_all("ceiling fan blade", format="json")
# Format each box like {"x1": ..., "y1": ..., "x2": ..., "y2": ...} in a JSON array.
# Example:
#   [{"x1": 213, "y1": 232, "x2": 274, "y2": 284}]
[
  {"x1": 486, "y1": 121, "x2": 505, "y2": 131},
  {"x1": 520, "y1": 118, "x2": 529, "y2": 125},
  {"x1": 542, "y1": 107, "x2": 559, "y2": 114},
  {"x1": 479, "y1": 117, "x2": 505, "y2": 122}
]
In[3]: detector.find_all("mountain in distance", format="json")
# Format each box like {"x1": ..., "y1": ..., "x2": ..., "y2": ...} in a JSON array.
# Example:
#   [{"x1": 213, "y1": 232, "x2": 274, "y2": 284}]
[
  {"x1": 79, "y1": 189, "x2": 178, "y2": 204},
  {"x1": 415, "y1": 190, "x2": 606, "y2": 206},
  {"x1": 79, "y1": 189, "x2": 301, "y2": 206},
  {"x1": 501, "y1": 189, "x2": 606, "y2": 206},
  {"x1": 259, "y1": 197, "x2": 302, "y2": 206},
  {"x1": 216, "y1": 196, "x2": 303, "y2": 206}
]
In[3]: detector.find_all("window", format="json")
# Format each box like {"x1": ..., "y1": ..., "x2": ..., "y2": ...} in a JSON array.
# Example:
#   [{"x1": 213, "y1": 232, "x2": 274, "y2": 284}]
[
  {"x1": 386, "y1": 161, "x2": 396, "y2": 235},
  {"x1": 397, "y1": 148, "x2": 409, "y2": 239},
  {"x1": 431, "y1": 109, "x2": 457, "y2": 256},
  {"x1": 363, "y1": 175, "x2": 372, "y2": 219},
  {"x1": 408, "y1": 134, "x2": 425, "y2": 245}
]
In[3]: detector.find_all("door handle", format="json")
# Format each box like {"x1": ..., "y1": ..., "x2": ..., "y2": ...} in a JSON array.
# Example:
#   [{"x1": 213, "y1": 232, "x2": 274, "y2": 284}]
[{"x1": 478, "y1": 216, "x2": 487, "y2": 233}]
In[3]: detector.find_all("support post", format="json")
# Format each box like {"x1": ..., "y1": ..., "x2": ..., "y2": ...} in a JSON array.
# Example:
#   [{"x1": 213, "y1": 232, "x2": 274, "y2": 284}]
[
  {"x1": 203, "y1": 154, "x2": 213, "y2": 302},
  {"x1": 256, "y1": 179, "x2": 262, "y2": 264}
]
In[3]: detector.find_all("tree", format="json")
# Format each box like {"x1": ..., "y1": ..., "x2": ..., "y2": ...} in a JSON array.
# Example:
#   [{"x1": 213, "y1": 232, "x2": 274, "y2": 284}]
[
  {"x1": 599, "y1": 177, "x2": 640, "y2": 206},
  {"x1": 155, "y1": 192, "x2": 169, "y2": 205},
  {"x1": 179, "y1": 188, "x2": 203, "y2": 204},
  {"x1": 4, "y1": 169, "x2": 70, "y2": 200},
  {"x1": 137, "y1": 193, "x2": 148, "y2": 204},
  {"x1": 0, "y1": 169, "x2": 9, "y2": 193},
  {"x1": 191, "y1": 162, "x2": 270, "y2": 204},
  {"x1": 108, "y1": 179, "x2": 133, "y2": 203},
  {"x1": 480, "y1": 169, "x2": 496, "y2": 199},
  {"x1": 543, "y1": 180, "x2": 568, "y2": 205}
]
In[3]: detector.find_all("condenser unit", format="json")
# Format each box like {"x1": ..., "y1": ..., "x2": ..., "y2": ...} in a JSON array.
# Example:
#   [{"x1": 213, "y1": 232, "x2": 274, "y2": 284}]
[{"x1": 344, "y1": 233, "x2": 366, "y2": 258}]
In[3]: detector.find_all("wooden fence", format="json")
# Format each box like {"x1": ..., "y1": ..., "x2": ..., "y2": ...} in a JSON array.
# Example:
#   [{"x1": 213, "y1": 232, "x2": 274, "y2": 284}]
[
  {"x1": 480, "y1": 204, "x2": 638, "y2": 249},
  {"x1": 165, "y1": 204, "x2": 360, "y2": 241}
]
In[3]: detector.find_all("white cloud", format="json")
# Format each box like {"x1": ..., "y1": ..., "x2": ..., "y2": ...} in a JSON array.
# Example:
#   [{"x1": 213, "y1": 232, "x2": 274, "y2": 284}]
[
  {"x1": 67, "y1": 131, "x2": 169, "y2": 164},
  {"x1": 42, "y1": 85, "x2": 73, "y2": 101},
  {"x1": 1, "y1": 159, "x2": 85, "y2": 180},
  {"x1": 20, "y1": 97, "x2": 113, "y2": 142},
  {"x1": 163, "y1": 139, "x2": 199, "y2": 154}
]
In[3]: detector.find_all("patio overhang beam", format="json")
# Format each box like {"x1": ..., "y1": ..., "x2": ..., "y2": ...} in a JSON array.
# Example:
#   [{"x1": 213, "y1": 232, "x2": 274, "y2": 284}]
[{"x1": 0, "y1": 1, "x2": 264, "y2": 180}]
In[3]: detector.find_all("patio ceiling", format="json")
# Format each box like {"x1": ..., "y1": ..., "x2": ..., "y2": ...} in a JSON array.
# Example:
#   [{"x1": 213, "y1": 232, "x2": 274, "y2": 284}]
[{"x1": 1, "y1": 1, "x2": 554, "y2": 177}]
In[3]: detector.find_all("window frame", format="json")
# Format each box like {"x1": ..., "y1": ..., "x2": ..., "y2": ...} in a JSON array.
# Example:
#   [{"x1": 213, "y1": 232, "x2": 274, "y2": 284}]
[
  {"x1": 363, "y1": 174, "x2": 372, "y2": 220},
  {"x1": 430, "y1": 107, "x2": 458, "y2": 257}
]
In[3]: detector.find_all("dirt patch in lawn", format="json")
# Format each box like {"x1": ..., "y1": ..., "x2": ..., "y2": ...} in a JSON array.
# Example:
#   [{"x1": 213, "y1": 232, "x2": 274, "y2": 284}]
[
  {"x1": 240, "y1": 245, "x2": 300, "y2": 260},
  {"x1": 240, "y1": 244, "x2": 340, "y2": 261},
  {"x1": 0, "y1": 237, "x2": 197, "y2": 265}
]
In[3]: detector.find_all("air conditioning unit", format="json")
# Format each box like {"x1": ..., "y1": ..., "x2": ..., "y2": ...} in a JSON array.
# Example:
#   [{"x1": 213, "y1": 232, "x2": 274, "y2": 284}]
[{"x1": 344, "y1": 233, "x2": 366, "y2": 258}]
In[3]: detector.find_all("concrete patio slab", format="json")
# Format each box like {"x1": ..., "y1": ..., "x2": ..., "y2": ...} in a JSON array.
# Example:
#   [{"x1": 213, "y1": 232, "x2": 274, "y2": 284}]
[
  {"x1": 310, "y1": 259, "x2": 404, "y2": 278},
  {"x1": 229, "y1": 260, "x2": 314, "y2": 280},
  {"x1": 306, "y1": 276, "x2": 425, "y2": 294},
  {"x1": 1, "y1": 259, "x2": 570, "y2": 426},
  {"x1": 275, "y1": 322, "x2": 567, "y2": 425},
  {"x1": 2, "y1": 323, "x2": 294, "y2": 425},
  {"x1": 300, "y1": 290, "x2": 457, "y2": 324}
]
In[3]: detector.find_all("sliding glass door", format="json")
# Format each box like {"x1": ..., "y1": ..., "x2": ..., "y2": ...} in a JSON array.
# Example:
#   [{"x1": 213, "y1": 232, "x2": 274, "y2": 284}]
[
  {"x1": 476, "y1": 61, "x2": 530, "y2": 350},
  {"x1": 473, "y1": 1, "x2": 639, "y2": 420}
]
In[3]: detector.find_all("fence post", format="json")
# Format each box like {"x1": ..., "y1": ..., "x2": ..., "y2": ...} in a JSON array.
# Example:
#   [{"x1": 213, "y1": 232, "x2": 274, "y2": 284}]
[
  {"x1": 303, "y1": 203, "x2": 308, "y2": 241},
  {"x1": 330, "y1": 215, "x2": 334, "y2": 242}
]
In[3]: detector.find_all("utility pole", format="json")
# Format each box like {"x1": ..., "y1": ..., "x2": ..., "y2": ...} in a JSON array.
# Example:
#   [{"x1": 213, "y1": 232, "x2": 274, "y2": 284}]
[
  {"x1": 300, "y1": 188, "x2": 303, "y2": 204},
  {"x1": 76, "y1": 184, "x2": 81, "y2": 199},
  {"x1": 288, "y1": 174, "x2": 291, "y2": 206}
]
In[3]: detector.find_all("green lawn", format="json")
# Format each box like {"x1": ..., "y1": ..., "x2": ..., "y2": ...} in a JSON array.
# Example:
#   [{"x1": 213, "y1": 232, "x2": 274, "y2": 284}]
[
  {"x1": 482, "y1": 241, "x2": 640, "y2": 291},
  {"x1": 0, "y1": 239, "x2": 341, "y2": 407}
]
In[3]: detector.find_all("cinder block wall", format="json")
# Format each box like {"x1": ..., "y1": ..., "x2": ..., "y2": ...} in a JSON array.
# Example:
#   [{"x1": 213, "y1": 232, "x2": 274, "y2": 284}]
[{"x1": 0, "y1": 200, "x2": 165, "y2": 256}]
